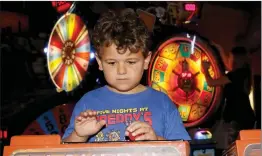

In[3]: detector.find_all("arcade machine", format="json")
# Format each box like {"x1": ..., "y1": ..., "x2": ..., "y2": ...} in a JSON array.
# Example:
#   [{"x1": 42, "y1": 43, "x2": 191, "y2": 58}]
[
  {"x1": 23, "y1": 103, "x2": 75, "y2": 136},
  {"x1": 222, "y1": 130, "x2": 261, "y2": 156},
  {"x1": 148, "y1": 33, "x2": 221, "y2": 156},
  {"x1": 145, "y1": 2, "x2": 261, "y2": 156},
  {"x1": 4, "y1": 135, "x2": 190, "y2": 156},
  {"x1": 48, "y1": 2, "x2": 91, "y2": 93},
  {"x1": 146, "y1": 2, "x2": 223, "y2": 156},
  {"x1": 22, "y1": 1, "x2": 91, "y2": 136}
]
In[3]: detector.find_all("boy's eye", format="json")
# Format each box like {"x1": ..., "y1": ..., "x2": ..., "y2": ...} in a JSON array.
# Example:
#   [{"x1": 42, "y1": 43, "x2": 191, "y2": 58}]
[
  {"x1": 127, "y1": 61, "x2": 136, "y2": 65},
  {"x1": 107, "y1": 62, "x2": 116, "y2": 65}
]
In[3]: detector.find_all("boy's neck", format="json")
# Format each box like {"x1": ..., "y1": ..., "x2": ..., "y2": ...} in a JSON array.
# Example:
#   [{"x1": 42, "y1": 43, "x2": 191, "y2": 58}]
[{"x1": 106, "y1": 84, "x2": 147, "y2": 95}]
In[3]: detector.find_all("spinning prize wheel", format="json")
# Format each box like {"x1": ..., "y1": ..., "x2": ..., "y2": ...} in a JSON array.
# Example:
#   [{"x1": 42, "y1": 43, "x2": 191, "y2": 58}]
[
  {"x1": 23, "y1": 103, "x2": 75, "y2": 136},
  {"x1": 47, "y1": 13, "x2": 91, "y2": 92},
  {"x1": 148, "y1": 34, "x2": 223, "y2": 127}
]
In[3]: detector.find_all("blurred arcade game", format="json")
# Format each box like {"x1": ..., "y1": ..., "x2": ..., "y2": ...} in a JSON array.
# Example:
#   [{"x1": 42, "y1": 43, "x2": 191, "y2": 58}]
[
  {"x1": 223, "y1": 130, "x2": 261, "y2": 156},
  {"x1": 143, "y1": 2, "x2": 261, "y2": 155},
  {"x1": 47, "y1": 1, "x2": 91, "y2": 93},
  {"x1": 22, "y1": 1, "x2": 92, "y2": 137},
  {"x1": 143, "y1": 2, "x2": 224, "y2": 156},
  {"x1": 148, "y1": 33, "x2": 223, "y2": 156},
  {"x1": 23, "y1": 103, "x2": 75, "y2": 136},
  {"x1": 148, "y1": 34, "x2": 224, "y2": 128}
]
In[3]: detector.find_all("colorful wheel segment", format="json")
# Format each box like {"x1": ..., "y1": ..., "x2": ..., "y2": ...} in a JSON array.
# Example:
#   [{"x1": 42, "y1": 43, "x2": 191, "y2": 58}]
[
  {"x1": 148, "y1": 34, "x2": 223, "y2": 127},
  {"x1": 23, "y1": 103, "x2": 75, "y2": 136},
  {"x1": 47, "y1": 13, "x2": 90, "y2": 92}
]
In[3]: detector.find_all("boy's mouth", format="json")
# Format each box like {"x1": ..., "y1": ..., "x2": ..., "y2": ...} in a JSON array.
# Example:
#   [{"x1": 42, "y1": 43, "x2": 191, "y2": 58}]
[{"x1": 117, "y1": 78, "x2": 129, "y2": 80}]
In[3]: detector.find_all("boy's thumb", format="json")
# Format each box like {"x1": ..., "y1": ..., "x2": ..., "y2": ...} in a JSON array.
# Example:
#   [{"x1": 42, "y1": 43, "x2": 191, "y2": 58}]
[{"x1": 96, "y1": 120, "x2": 107, "y2": 129}]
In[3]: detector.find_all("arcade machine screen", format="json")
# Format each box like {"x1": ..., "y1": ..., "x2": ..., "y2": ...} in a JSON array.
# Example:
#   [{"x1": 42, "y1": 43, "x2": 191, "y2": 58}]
[{"x1": 148, "y1": 34, "x2": 224, "y2": 128}]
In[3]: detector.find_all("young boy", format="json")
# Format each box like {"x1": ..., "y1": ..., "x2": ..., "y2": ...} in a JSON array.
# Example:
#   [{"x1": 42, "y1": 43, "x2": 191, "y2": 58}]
[{"x1": 62, "y1": 10, "x2": 191, "y2": 142}]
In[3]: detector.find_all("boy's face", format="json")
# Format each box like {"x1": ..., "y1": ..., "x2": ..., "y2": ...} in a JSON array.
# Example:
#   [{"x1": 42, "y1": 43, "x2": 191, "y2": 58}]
[{"x1": 96, "y1": 44, "x2": 151, "y2": 93}]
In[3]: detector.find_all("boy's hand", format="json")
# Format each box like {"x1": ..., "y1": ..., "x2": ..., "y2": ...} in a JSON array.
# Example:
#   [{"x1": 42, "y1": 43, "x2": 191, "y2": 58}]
[
  {"x1": 125, "y1": 121, "x2": 157, "y2": 141},
  {"x1": 74, "y1": 110, "x2": 106, "y2": 137}
]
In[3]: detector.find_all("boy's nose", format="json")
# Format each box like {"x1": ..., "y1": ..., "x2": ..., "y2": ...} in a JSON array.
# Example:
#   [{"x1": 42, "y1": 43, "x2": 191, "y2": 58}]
[{"x1": 117, "y1": 63, "x2": 127, "y2": 75}]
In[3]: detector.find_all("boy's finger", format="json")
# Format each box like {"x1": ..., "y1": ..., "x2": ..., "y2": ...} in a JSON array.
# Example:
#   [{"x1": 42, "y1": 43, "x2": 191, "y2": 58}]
[
  {"x1": 85, "y1": 110, "x2": 97, "y2": 117},
  {"x1": 75, "y1": 116, "x2": 86, "y2": 123},
  {"x1": 76, "y1": 116, "x2": 82, "y2": 122},
  {"x1": 91, "y1": 110, "x2": 97, "y2": 116},
  {"x1": 132, "y1": 127, "x2": 149, "y2": 136},
  {"x1": 126, "y1": 121, "x2": 140, "y2": 132},
  {"x1": 79, "y1": 112, "x2": 87, "y2": 117},
  {"x1": 127, "y1": 121, "x2": 147, "y2": 133},
  {"x1": 135, "y1": 133, "x2": 148, "y2": 141},
  {"x1": 95, "y1": 120, "x2": 107, "y2": 129}
]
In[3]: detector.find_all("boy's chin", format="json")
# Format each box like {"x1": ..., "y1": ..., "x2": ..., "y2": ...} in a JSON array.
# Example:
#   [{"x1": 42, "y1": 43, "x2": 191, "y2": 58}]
[{"x1": 108, "y1": 84, "x2": 140, "y2": 94}]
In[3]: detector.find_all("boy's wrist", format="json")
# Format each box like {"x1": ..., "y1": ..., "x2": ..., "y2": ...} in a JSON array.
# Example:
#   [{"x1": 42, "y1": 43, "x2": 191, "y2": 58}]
[{"x1": 72, "y1": 130, "x2": 89, "y2": 141}]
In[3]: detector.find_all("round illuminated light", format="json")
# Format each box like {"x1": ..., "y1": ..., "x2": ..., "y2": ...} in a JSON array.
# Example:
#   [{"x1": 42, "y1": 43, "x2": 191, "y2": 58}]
[
  {"x1": 148, "y1": 34, "x2": 223, "y2": 127},
  {"x1": 47, "y1": 13, "x2": 90, "y2": 92}
]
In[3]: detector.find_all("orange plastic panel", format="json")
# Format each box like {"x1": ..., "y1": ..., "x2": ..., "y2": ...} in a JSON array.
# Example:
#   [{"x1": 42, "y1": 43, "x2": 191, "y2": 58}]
[
  {"x1": 238, "y1": 129, "x2": 261, "y2": 140},
  {"x1": 4, "y1": 135, "x2": 190, "y2": 156},
  {"x1": 223, "y1": 130, "x2": 261, "y2": 156},
  {"x1": 10, "y1": 135, "x2": 61, "y2": 146}
]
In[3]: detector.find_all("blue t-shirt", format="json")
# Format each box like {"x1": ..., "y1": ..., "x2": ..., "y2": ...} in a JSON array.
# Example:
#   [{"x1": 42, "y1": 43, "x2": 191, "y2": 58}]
[{"x1": 63, "y1": 86, "x2": 191, "y2": 142}]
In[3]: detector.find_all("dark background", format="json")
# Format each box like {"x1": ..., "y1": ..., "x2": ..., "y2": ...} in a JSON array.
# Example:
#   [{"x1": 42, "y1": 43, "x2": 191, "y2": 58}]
[{"x1": 0, "y1": 1, "x2": 261, "y2": 154}]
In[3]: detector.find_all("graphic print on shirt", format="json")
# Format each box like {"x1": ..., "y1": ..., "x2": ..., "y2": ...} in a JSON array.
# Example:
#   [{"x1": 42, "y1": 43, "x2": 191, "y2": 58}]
[
  {"x1": 106, "y1": 129, "x2": 121, "y2": 141},
  {"x1": 94, "y1": 106, "x2": 152, "y2": 142},
  {"x1": 94, "y1": 131, "x2": 105, "y2": 142}
]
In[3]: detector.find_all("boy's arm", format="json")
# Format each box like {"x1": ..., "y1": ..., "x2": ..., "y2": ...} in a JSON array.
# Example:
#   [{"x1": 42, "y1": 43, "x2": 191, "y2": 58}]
[
  {"x1": 162, "y1": 94, "x2": 191, "y2": 141},
  {"x1": 62, "y1": 97, "x2": 88, "y2": 142},
  {"x1": 63, "y1": 130, "x2": 89, "y2": 142}
]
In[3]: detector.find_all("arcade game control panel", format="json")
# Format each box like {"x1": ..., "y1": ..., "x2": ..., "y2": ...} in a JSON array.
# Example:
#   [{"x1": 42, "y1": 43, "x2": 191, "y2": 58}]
[{"x1": 4, "y1": 135, "x2": 190, "y2": 156}]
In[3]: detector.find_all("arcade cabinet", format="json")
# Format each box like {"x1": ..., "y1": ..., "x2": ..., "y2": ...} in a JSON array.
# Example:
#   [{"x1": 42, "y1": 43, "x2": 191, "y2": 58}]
[
  {"x1": 148, "y1": 34, "x2": 224, "y2": 156},
  {"x1": 222, "y1": 130, "x2": 261, "y2": 156},
  {"x1": 146, "y1": 2, "x2": 226, "y2": 155},
  {"x1": 4, "y1": 135, "x2": 190, "y2": 156}
]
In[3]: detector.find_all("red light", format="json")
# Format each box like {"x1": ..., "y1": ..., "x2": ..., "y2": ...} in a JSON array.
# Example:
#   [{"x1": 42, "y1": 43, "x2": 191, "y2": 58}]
[
  {"x1": 0, "y1": 130, "x2": 7, "y2": 139},
  {"x1": 182, "y1": 73, "x2": 187, "y2": 78},
  {"x1": 3, "y1": 130, "x2": 7, "y2": 139},
  {"x1": 51, "y1": 1, "x2": 72, "y2": 13},
  {"x1": 182, "y1": 72, "x2": 192, "y2": 78},
  {"x1": 184, "y1": 3, "x2": 196, "y2": 11}
]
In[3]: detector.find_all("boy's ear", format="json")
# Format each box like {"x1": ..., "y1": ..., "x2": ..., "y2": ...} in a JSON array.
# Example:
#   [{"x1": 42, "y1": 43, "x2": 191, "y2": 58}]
[
  {"x1": 144, "y1": 51, "x2": 152, "y2": 70},
  {"x1": 95, "y1": 53, "x2": 103, "y2": 71}
]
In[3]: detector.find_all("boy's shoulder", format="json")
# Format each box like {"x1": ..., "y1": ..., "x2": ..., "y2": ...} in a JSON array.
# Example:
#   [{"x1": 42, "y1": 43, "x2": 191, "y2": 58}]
[
  {"x1": 144, "y1": 87, "x2": 174, "y2": 109},
  {"x1": 147, "y1": 87, "x2": 170, "y2": 98},
  {"x1": 81, "y1": 86, "x2": 107, "y2": 99},
  {"x1": 146, "y1": 87, "x2": 177, "y2": 109},
  {"x1": 147, "y1": 87, "x2": 166, "y2": 97}
]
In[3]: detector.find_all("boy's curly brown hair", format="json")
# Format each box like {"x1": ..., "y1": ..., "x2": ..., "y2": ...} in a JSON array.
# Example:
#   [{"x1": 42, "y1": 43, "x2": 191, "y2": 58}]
[{"x1": 92, "y1": 9, "x2": 151, "y2": 58}]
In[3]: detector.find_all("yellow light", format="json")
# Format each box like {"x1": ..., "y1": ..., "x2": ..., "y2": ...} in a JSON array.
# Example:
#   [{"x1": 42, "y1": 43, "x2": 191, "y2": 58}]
[
  {"x1": 249, "y1": 86, "x2": 255, "y2": 111},
  {"x1": 196, "y1": 59, "x2": 201, "y2": 68}
]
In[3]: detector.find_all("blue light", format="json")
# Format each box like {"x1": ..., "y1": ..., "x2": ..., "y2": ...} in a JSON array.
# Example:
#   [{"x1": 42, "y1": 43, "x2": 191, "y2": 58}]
[
  {"x1": 90, "y1": 53, "x2": 95, "y2": 59},
  {"x1": 44, "y1": 47, "x2": 48, "y2": 53}
]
